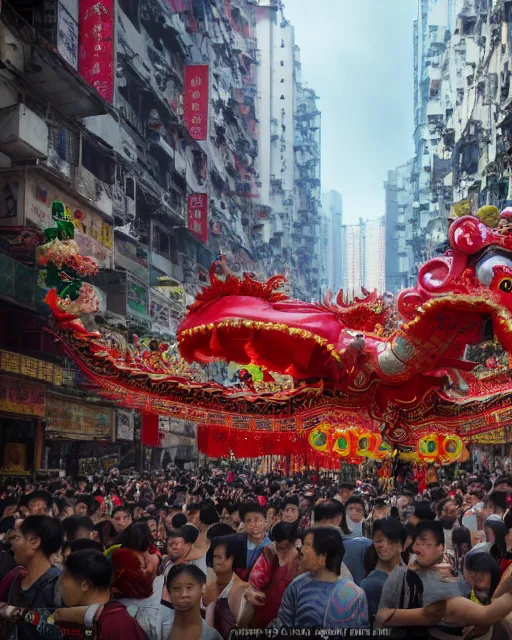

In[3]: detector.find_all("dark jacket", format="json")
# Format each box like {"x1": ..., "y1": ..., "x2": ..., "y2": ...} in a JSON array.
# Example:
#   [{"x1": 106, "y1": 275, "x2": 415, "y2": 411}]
[{"x1": 6, "y1": 565, "x2": 61, "y2": 640}]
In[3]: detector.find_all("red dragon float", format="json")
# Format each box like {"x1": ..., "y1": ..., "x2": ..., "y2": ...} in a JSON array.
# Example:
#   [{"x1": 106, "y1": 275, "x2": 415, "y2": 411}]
[{"x1": 36, "y1": 202, "x2": 512, "y2": 466}]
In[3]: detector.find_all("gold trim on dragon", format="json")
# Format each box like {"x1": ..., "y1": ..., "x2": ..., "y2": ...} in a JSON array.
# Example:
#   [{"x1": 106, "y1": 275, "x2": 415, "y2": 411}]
[{"x1": 178, "y1": 320, "x2": 343, "y2": 364}]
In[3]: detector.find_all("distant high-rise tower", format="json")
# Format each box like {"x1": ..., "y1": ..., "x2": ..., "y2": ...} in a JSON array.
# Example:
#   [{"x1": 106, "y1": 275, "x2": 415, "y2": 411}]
[
  {"x1": 341, "y1": 217, "x2": 385, "y2": 299},
  {"x1": 320, "y1": 190, "x2": 343, "y2": 296}
]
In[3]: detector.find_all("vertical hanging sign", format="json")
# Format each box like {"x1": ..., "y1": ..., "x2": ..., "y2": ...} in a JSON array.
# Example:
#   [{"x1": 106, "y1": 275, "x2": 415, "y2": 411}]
[
  {"x1": 78, "y1": 0, "x2": 115, "y2": 102},
  {"x1": 187, "y1": 194, "x2": 208, "y2": 244},
  {"x1": 183, "y1": 65, "x2": 209, "y2": 140}
]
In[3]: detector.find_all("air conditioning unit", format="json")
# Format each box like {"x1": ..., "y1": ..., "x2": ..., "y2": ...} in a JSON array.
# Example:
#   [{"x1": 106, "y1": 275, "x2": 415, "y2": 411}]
[{"x1": 0, "y1": 104, "x2": 48, "y2": 160}]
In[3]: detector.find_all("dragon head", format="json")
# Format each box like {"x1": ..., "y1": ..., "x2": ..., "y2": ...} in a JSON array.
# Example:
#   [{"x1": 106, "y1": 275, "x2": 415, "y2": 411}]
[{"x1": 397, "y1": 209, "x2": 512, "y2": 354}]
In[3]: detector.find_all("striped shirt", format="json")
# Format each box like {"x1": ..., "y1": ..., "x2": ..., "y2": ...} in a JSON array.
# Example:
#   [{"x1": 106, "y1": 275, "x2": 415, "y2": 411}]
[{"x1": 271, "y1": 573, "x2": 369, "y2": 629}]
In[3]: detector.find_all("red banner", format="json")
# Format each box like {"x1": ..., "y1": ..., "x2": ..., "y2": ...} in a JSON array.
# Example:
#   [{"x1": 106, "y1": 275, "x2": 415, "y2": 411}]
[
  {"x1": 141, "y1": 413, "x2": 159, "y2": 447},
  {"x1": 187, "y1": 194, "x2": 208, "y2": 244},
  {"x1": 78, "y1": 0, "x2": 115, "y2": 102},
  {"x1": 184, "y1": 65, "x2": 209, "y2": 140}
]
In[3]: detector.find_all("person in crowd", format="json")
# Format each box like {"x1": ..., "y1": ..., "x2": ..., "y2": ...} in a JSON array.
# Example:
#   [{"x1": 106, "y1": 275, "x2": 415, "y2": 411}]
[
  {"x1": 203, "y1": 538, "x2": 248, "y2": 638},
  {"x1": 377, "y1": 552, "x2": 512, "y2": 637},
  {"x1": 360, "y1": 517, "x2": 406, "y2": 622},
  {"x1": 112, "y1": 506, "x2": 133, "y2": 535},
  {"x1": 221, "y1": 502, "x2": 271, "y2": 582},
  {"x1": 313, "y1": 499, "x2": 371, "y2": 585},
  {"x1": 345, "y1": 496, "x2": 368, "y2": 538},
  {"x1": 229, "y1": 505, "x2": 241, "y2": 531},
  {"x1": 4, "y1": 515, "x2": 63, "y2": 639},
  {"x1": 0, "y1": 497, "x2": 18, "y2": 535},
  {"x1": 377, "y1": 520, "x2": 468, "y2": 638},
  {"x1": 167, "y1": 564, "x2": 222, "y2": 640},
  {"x1": 244, "y1": 521, "x2": 301, "y2": 628},
  {"x1": 144, "y1": 517, "x2": 158, "y2": 541},
  {"x1": 279, "y1": 496, "x2": 300, "y2": 525},
  {"x1": 161, "y1": 526, "x2": 207, "y2": 578},
  {"x1": 27, "y1": 491, "x2": 53, "y2": 517},
  {"x1": 74, "y1": 495, "x2": 91, "y2": 517},
  {"x1": 195, "y1": 503, "x2": 220, "y2": 554},
  {"x1": 94, "y1": 520, "x2": 118, "y2": 551},
  {"x1": 265, "y1": 505, "x2": 280, "y2": 531},
  {"x1": 170, "y1": 513, "x2": 188, "y2": 530},
  {"x1": 185, "y1": 504, "x2": 201, "y2": 528},
  {"x1": 487, "y1": 491, "x2": 510, "y2": 520},
  {"x1": 114, "y1": 522, "x2": 160, "y2": 583},
  {"x1": 437, "y1": 497, "x2": 460, "y2": 555},
  {"x1": 408, "y1": 501, "x2": 436, "y2": 527},
  {"x1": 452, "y1": 525, "x2": 472, "y2": 574},
  {"x1": 57, "y1": 549, "x2": 148, "y2": 639},
  {"x1": 62, "y1": 515, "x2": 94, "y2": 542},
  {"x1": 493, "y1": 476, "x2": 512, "y2": 493},
  {"x1": 1, "y1": 549, "x2": 149, "y2": 639},
  {"x1": 270, "y1": 526, "x2": 368, "y2": 629},
  {"x1": 337, "y1": 483, "x2": 354, "y2": 505},
  {"x1": 365, "y1": 497, "x2": 390, "y2": 535},
  {"x1": 396, "y1": 491, "x2": 414, "y2": 523}
]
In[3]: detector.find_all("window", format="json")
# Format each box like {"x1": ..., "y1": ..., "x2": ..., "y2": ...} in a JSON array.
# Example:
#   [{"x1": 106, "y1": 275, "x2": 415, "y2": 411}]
[
  {"x1": 125, "y1": 177, "x2": 135, "y2": 200},
  {"x1": 118, "y1": 0, "x2": 140, "y2": 30},
  {"x1": 153, "y1": 224, "x2": 170, "y2": 259},
  {"x1": 81, "y1": 139, "x2": 114, "y2": 184}
]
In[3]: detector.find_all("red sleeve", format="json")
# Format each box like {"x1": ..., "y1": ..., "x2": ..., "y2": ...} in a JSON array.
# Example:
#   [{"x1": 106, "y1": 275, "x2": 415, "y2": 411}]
[{"x1": 248, "y1": 550, "x2": 271, "y2": 591}]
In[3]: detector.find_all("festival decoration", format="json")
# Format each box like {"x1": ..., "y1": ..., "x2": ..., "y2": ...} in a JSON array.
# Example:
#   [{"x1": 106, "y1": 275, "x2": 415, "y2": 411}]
[
  {"x1": 36, "y1": 204, "x2": 512, "y2": 456},
  {"x1": 308, "y1": 424, "x2": 392, "y2": 462},
  {"x1": 417, "y1": 433, "x2": 466, "y2": 466},
  {"x1": 36, "y1": 201, "x2": 100, "y2": 327}
]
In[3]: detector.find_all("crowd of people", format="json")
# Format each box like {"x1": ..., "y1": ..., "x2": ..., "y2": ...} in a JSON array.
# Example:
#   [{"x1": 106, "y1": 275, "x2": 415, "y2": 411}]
[{"x1": 0, "y1": 463, "x2": 512, "y2": 639}]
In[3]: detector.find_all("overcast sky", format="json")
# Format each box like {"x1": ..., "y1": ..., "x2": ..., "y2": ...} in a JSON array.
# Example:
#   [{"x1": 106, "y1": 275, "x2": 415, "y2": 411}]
[{"x1": 284, "y1": 0, "x2": 418, "y2": 224}]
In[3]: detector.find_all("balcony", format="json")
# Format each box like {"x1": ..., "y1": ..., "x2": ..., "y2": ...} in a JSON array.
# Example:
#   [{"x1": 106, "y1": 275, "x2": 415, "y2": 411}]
[
  {"x1": 149, "y1": 288, "x2": 184, "y2": 338},
  {"x1": 147, "y1": 130, "x2": 175, "y2": 161},
  {"x1": 0, "y1": 1, "x2": 112, "y2": 119},
  {"x1": 114, "y1": 231, "x2": 149, "y2": 282},
  {"x1": 117, "y1": 94, "x2": 144, "y2": 137},
  {"x1": 150, "y1": 251, "x2": 184, "y2": 283},
  {"x1": 74, "y1": 165, "x2": 113, "y2": 220}
]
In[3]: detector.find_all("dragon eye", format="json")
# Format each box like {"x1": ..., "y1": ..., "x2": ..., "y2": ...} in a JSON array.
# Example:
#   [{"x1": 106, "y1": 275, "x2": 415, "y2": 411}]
[
  {"x1": 500, "y1": 279, "x2": 512, "y2": 293},
  {"x1": 476, "y1": 254, "x2": 512, "y2": 287}
]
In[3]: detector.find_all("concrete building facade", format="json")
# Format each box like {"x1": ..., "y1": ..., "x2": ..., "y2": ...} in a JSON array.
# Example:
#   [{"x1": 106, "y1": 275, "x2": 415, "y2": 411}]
[
  {"x1": 319, "y1": 190, "x2": 343, "y2": 297},
  {"x1": 386, "y1": 0, "x2": 512, "y2": 290},
  {"x1": 254, "y1": 0, "x2": 321, "y2": 301},
  {"x1": 341, "y1": 217, "x2": 385, "y2": 299},
  {"x1": 0, "y1": 0, "x2": 321, "y2": 470}
]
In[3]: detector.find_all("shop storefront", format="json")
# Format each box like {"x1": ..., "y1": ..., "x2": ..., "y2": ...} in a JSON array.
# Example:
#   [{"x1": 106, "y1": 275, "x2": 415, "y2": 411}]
[
  {"x1": 468, "y1": 425, "x2": 510, "y2": 474},
  {"x1": 45, "y1": 392, "x2": 114, "y2": 476},
  {"x1": 0, "y1": 374, "x2": 45, "y2": 475}
]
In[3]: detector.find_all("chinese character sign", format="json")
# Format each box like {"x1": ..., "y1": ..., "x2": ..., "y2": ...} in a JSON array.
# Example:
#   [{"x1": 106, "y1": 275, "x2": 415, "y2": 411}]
[
  {"x1": 78, "y1": 0, "x2": 115, "y2": 102},
  {"x1": 187, "y1": 194, "x2": 208, "y2": 244},
  {"x1": 184, "y1": 65, "x2": 209, "y2": 140}
]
